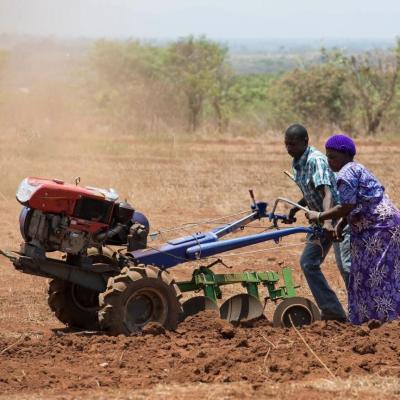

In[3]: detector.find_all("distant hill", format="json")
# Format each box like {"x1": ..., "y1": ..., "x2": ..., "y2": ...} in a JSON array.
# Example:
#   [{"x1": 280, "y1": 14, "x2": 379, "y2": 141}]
[
  {"x1": 225, "y1": 38, "x2": 395, "y2": 74},
  {"x1": 0, "y1": 35, "x2": 396, "y2": 77},
  {"x1": 224, "y1": 38, "x2": 394, "y2": 53}
]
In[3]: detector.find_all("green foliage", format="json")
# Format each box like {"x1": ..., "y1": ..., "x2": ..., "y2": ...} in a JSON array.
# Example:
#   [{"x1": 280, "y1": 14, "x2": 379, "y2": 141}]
[
  {"x1": 89, "y1": 36, "x2": 239, "y2": 133},
  {"x1": 166, "y1": 36, "x2": 228, "y2": 131},
  {"x1": 198, "y1": 71, "x2": 276, "y2": 132},
  {"x1": 343, "y1": 39, "x2": 400, "y2": 135},
  {"x1": 229, "y1": 74, "x2": 274, "y2": 110},
  {"x1": 91, "y1": 40, "x2": 166, "y2": 84},
  {"x1": 86, "y1": 36, "x2": 400, "y2": 136},
  {"x1": 269, "y1": 40, "x2": 400, "y2": 136},
  {"x1": 271, "y1": 63, "x2": 356, "y2": 132}
]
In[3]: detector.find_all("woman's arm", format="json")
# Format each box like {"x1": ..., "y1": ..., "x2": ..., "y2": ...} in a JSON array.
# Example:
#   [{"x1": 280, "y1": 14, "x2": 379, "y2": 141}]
[
  {"x1": 334, "y1": 217, "x2": 348, "y2": 241},
  {"x1": 306, "y1": 203, "x2": 355, "y2": 224}
]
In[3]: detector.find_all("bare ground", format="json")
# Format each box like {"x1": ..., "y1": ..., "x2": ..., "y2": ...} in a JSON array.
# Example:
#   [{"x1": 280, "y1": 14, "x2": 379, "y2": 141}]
[{"x1": 1, "y1": 133, "x2": 400, "y2": 399}]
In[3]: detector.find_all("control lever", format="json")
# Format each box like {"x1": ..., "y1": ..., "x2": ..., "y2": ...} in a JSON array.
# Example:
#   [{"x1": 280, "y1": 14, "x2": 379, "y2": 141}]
[{"x1": 249, "y1": 189, "x2": 257, "y2": 209}]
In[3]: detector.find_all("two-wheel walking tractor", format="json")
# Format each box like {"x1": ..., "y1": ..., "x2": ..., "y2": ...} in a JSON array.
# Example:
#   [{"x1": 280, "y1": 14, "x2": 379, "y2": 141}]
[{"x1": 1, "y1": 177, "x2": 321, "y2": 334}]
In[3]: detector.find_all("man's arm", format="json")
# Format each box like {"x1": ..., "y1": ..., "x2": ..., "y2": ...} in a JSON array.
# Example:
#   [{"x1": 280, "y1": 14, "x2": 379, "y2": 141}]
[
  {"x1": 285, "y1": 197, "x2": 306, "y2": 223},
  {"x1": 318, "y1": 185, "x2": 332, "y2": 212},
  {"x1": 317, "y1": 185, "x2": 335, "y2": 230},
  {"x1": 297, "y1": 198, "x2": 307, "y2": 207}
]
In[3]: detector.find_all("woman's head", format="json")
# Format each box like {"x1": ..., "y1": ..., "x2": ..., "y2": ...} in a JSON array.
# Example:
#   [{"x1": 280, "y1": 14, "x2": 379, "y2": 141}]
[{"x1": 325, "y1": 134, "x2": 356, "y2": 172}]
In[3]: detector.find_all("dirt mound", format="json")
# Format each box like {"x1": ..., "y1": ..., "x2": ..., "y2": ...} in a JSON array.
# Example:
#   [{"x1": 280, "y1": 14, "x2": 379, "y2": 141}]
[{"x1": 1, "y1": 312, "x2": 400, "y2": 397}]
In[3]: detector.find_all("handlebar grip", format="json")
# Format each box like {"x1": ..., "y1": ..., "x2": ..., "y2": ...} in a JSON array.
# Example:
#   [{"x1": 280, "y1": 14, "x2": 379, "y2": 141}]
[
  {"x1": 270, "y1": 213, "x2": 296, "y2": 224},
  {"x1": 281, "y1": 216, "x2": 296, "y2": 224}
]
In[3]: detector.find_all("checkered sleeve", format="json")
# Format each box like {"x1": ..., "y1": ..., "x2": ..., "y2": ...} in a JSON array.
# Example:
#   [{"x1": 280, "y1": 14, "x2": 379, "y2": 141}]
[{"x1": 310, "y1": 156, "x2": 332, "y2": 189}]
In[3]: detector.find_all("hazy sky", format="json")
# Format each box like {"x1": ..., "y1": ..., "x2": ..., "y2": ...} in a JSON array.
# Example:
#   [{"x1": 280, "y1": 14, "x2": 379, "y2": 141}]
[{"x1": 0, "y1": 0, "x2": 399, "y2": 39}]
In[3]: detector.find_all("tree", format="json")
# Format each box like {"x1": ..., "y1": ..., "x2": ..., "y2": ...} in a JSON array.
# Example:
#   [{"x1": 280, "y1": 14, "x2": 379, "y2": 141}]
[
  {"x1": 345, "y1": 39, "x2": 400, "y2": 135},
  {"x1": 212, "y1": 73, "x2": 274, "y2": 133},
  {"x1": 272, "y1": 62, "x2": 356, "y2": 133},
  {"x1": 210, "y1": 64, "x2": 236, "y2": 132},
  {"x1": 166, "y1": 36, "x2": 228, "y2": 131},
  {"x1": 269, "y1": 42, "x2": 400, "y2": 135}
]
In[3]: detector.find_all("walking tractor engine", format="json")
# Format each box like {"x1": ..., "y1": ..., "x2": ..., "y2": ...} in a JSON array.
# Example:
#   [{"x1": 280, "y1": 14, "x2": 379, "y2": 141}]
[
  {"x1": 16, "y1": 177, "x2": 148, "y2": 260},
  {"x1": 2, "y1": 181, "x2": 321, "y2": 335}
]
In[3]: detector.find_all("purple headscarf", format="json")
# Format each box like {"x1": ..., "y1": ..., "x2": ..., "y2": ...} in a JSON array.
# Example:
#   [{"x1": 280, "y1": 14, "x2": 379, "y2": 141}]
[{"x1": 325, "y1": 134, "x2": 356, "y2": 156}]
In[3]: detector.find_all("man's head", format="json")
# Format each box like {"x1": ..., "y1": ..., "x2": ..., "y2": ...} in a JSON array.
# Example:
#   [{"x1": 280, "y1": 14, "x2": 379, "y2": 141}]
[{"x1": 284, "y1": 124, "x2": 309, "y2": 160}]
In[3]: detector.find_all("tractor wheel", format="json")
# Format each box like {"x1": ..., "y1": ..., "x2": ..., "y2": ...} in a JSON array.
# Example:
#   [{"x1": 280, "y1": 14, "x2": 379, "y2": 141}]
[
  {"x1": 272, "y1": 297, "x2": 320, "y2": 328},
  {"x1": 98, "y1": 264, "x2": 182, "y2": 335},
  {"x1": 47, "y1": 248, "x2": 115, "y2": 330},
  {"x1": 86, "y1": 247, "x2": 116, "y2": 264},
  {"x1": 48, "y1": 279, "x2": 101, "y2": 330}
]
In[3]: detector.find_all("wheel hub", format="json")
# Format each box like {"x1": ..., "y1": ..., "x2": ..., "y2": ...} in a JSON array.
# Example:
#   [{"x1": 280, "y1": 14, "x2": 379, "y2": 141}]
[
  {"x1": 282, "y1": 305, "x2": 312, "y2": 327},
  {"x1": 71, "y1": 284, "x2": 99, "y2": 312},
  {"x1": 125, "y1": 288, "x2": 167, "y2": 329}
]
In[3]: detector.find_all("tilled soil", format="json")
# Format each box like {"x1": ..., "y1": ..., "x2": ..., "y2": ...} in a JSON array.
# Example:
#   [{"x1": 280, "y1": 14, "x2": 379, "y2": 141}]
[
  {"x1": 1, "y1": 131, "x2": 400, "y2": 398},
  {"x1": 1, "y1": 311, "x2": 399, "y2": 397}
]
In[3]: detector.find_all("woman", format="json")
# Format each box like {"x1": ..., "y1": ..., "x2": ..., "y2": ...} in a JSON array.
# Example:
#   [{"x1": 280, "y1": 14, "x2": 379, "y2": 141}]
[{"x1": 306, "y1": 134, "x2": 400, "y2": 325}]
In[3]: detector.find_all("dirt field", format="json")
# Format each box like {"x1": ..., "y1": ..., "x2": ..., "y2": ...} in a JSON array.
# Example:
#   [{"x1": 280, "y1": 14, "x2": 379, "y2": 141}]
[{"x1": 1, "y1": 45, "x2": 400, "y2": 399}]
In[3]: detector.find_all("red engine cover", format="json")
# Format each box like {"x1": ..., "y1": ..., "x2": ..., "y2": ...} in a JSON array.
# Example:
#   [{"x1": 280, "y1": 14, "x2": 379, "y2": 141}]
[{"x1": 26, "y1": 177, "x2": 116, "y2": 232}]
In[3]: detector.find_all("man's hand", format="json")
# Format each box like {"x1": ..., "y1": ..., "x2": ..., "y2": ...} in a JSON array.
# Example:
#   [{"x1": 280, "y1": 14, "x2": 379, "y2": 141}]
[
  {"x1": 305, "y1": 210, "x2": 319, "y2": 224},
  {"x1": 283, "y1": 206, "x2": 299, "y2": 224}
]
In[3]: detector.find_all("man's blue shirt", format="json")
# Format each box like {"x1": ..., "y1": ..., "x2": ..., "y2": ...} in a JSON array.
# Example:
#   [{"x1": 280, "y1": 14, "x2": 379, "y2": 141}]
[{"x1": 292, "y1": 146, "x2": 339, "y2": 211}]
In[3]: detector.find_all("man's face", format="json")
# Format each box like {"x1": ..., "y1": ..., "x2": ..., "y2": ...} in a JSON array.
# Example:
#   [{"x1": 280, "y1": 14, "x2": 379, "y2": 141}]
[{"x1": 284, "y1": 134, "x2": 308, "y2": 160}]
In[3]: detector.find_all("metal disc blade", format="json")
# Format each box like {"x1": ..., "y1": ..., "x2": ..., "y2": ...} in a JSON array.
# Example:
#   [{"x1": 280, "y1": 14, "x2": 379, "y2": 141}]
[
  {"x1": 272, "y1": 297, "x2": 321, "y2": 328},
  {"x1": 220, "y1": 294, "x2": 264, "y2": 323},
  {"x1": 181, "y1": 296, "x2": 219, "y2": 321}
]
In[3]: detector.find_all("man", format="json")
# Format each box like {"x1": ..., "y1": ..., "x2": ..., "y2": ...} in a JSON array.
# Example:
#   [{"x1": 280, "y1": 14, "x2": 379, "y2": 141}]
[{"x1": 284, "y1": 124, "x2": 350, "y2": 322}]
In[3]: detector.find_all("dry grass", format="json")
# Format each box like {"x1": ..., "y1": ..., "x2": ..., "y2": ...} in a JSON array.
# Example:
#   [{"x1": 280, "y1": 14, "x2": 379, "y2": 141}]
[{"x1": 307, "y1": 376, "x2": 400, "y2": 396}]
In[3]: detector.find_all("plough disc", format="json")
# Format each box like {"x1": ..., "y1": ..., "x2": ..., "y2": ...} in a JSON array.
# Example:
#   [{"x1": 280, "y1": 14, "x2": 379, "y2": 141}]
[
  {"x1": 220, "y1": 293, "x2": 264, "y2": 323},
  {"x1": 272, "y1": 296, "x2": 320, "y2": 328},
  {"x1": 181, "y1": 296, "x2": 219, "y2": 321}
]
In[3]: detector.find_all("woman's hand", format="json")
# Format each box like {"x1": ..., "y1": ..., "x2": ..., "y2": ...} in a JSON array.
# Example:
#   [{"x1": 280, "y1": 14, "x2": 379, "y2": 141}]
[
  {"x1": 323, "y1": 221, "x2": 335, "y2": 239},
  {"x1": 333, "y1": 221, "x2": 345, "y2": 242},
  {"x1": 305, "y1": 210, "x2": 320, "y2": 224}
]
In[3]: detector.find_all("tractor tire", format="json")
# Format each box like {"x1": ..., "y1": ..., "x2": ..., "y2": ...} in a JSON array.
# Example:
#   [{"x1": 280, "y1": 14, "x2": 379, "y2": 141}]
[
  {"x1": 86, "y1": 247, "x2": 116, "y2": 264},
  {"x1": 47, "y1": 248, "x2": 115, "y2": 330},
  {"x1": 98, "y1": 264, "x2": 182, "y2": 335}
]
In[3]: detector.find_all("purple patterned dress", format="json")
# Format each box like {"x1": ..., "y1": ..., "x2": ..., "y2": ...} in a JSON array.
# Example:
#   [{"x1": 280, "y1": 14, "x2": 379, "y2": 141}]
[{"x1": 337, "y1": 162, "x2": 400, "y2": 324}]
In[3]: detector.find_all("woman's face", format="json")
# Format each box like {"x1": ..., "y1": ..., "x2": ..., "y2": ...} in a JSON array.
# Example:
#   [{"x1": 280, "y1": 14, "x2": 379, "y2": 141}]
[{"x1": 326, "y1": 148, "x2": 352, "y2": 172}]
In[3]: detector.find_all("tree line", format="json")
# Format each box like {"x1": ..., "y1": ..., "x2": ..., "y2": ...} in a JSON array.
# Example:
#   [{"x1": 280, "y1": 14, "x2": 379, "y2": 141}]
[{"x1": 86, "y1": 36, "x2": 400, "y2": 136}]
